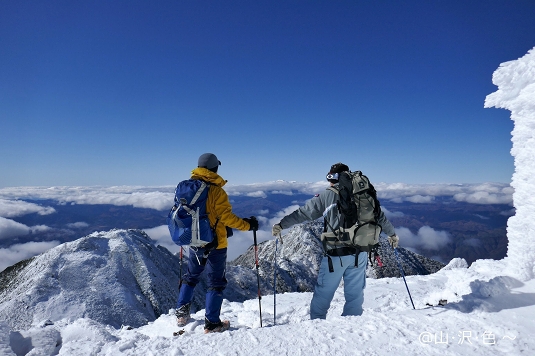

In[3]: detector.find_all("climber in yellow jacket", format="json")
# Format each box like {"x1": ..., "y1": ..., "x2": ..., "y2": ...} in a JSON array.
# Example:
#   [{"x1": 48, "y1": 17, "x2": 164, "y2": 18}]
[{"x1": 175, "y1": 153, "x2": 258, "y2": 333}]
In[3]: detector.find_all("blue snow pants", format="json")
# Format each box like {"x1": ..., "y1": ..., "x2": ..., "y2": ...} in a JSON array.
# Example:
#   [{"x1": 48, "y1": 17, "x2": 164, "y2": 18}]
[
  {"x1": 310, "y1": 251, "x2": 367, "y2": 319},
  {"x1": 176, "y1": 247, "x2": 227, "y2": 323}
]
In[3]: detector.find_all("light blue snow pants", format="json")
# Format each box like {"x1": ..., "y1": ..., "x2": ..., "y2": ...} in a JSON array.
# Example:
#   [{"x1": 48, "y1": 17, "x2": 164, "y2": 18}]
[{"x1": 310, "y1": 251, "x2": 367, "y2": 319}]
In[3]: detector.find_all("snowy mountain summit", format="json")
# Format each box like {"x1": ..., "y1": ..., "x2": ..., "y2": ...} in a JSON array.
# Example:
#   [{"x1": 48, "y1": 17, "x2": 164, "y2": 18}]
[{"x1": 0, "y1": 229, "x2": 181, "y2": 330}]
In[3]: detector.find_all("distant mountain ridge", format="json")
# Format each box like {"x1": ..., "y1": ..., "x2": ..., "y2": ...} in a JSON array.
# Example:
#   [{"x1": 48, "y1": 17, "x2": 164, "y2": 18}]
[
  {"x1": 0, "y1": 225, "x2": 444, "y2": 330},
  {"x1": 231, "y1": 221, "x2": 445, "y2": 291}
]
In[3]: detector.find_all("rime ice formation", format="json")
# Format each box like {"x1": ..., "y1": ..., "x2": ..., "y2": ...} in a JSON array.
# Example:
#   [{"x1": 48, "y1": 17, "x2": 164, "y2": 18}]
[{"x1": 485, "y1": 46, "x2": 535, "y2": 281}]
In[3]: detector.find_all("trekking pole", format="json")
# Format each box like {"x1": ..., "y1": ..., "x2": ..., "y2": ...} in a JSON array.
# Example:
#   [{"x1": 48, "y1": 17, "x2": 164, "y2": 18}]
[
  {"x1": 253, "y1": 229, "x2": 263, "y2": 327},
  {"x1": 273, "y1": 236, "x2": 279, "y2": 325},
  {"x1": 393, "y1": 247, "x2": 416, "y2": 310}
]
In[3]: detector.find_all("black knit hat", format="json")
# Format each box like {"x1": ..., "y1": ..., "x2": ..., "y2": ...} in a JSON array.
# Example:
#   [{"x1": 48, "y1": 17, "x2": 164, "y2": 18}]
[
  {"x1": 198, "y1": 153, "x2": 221, "y2": 172},
  {"x1": 327, "y1": 162, "x2": 349, "y2": 183}
]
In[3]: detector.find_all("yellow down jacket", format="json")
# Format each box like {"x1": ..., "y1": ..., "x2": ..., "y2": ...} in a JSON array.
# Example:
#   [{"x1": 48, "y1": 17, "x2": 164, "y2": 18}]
[{"x1": 190, "y1": 167, "x2": 250, "y2": 249}]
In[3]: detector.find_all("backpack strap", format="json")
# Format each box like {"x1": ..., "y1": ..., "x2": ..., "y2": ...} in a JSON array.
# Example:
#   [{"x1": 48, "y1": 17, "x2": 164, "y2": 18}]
[
  {"x1": 190, "y1": 181, "x2": 208, "y2": 204},
  {"x1": 200, "y1": 217, "x2": 220, "y2": 265},
  {"x1": 327, "y1": 255, "x2": 334, "y2": 273},
  {"x1": 323, "y1": 185, "x2": 349, "y2": 273},
  {"x1": 178, "y1": 181, "x2": 208, "y2": 216},
  {"x1": 327, "y1": 186, "x2": 339, "y2": 194}
]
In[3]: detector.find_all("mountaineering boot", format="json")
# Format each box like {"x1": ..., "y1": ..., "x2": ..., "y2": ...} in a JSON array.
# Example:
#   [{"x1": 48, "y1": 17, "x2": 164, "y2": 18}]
[
  {"x1": 203, "y1": 318, "x2": 230, "y2": 333},
  {"x1": 175, "y1": 303, "x2": 191, "y2": 327}
]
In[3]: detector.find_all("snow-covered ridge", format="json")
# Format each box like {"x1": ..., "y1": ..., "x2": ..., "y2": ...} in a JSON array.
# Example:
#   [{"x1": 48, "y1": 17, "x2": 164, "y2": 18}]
[
  {"x1": 0, "y1": 229, "x2": 181, "y2": 330},
  {"x1": 231, "y1": 221, "x2": 445, "y2": 291}
]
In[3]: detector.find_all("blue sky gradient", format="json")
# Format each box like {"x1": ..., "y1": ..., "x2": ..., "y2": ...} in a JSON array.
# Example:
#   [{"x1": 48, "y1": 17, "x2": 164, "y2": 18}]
[{"x1": 1, "y1": 1, "x2": 534, "y2": 187}]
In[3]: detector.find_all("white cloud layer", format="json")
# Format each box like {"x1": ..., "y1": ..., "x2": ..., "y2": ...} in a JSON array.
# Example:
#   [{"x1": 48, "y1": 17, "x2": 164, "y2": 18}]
[
  {"x1": 0, "y1": 199, "x2": 56, "y2": 218},
  {"x1": 0, "y1": 181, "x2": 512, "y2": 268},
  {"x1": 381, "y1": 206, "x2": 405, "y2": 218},
  {"x1": 0, "y1": 186, "x2": 175, "y2": 211},
  {"x1": 395, "y1": 226, "x2": 452, "y2": 251},
  {"x1": 375, "y1": 182, "x2": 513, "y2": 205},
  {"x1": 0, "y1": 182, "x2": 512, "y2": 216},
  {"x1": 66, "y1": 222, "x2": 90, "y2": 229},
  {"x1": 0, "y1": 217, "x2": 52, "y2": 239},
  {"x1": 0, "y1": 240, "x2": 61, "y2": 272},
  {"x1": 0, "y1": 217, "x2": 31, "y2": 239}
]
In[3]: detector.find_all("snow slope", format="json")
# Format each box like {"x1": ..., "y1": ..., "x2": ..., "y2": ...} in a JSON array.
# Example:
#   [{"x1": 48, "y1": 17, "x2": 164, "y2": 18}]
[{"x1": 0, "y1": 259, "x2": 533, "y2": 355}]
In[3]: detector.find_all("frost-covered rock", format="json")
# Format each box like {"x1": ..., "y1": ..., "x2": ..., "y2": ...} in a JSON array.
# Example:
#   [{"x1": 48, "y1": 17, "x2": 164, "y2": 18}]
[
  {"x1": 485, "y1": 46, "x2": 535, "y2": 281},
  {"x1": 442, "y1": 257, "x2": 469, "y2": 270},
  {"x1": 469, "y1": 276, "x2": 517, "y2": 299}
]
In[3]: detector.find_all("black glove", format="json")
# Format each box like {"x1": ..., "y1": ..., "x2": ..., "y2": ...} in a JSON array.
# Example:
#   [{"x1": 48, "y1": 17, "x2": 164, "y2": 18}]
[{"x1": 243, "y1": 216, "x2": 258, "y2": 231}]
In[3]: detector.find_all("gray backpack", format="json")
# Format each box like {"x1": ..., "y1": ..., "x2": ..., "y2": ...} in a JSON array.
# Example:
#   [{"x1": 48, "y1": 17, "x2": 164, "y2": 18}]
[{"x1": 321, "y1": 171, "x2": 382, "y2": 252}]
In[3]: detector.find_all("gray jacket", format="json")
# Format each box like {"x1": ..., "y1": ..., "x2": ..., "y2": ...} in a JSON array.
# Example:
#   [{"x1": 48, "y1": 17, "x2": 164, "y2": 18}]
[{"x1": 280, "y1": 184, "x2": 396, "y2": 237}]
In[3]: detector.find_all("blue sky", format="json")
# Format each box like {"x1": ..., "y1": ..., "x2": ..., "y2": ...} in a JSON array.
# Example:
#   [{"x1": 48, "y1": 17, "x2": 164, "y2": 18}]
[{"x1": 1, "y1": 1, "x2": 534, "y2": 187}]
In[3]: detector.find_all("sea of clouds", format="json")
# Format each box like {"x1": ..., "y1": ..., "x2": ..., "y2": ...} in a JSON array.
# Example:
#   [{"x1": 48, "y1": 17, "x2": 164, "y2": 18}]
[{"x1": 0, "y1": 181, "x2": 513, "y2": 270}]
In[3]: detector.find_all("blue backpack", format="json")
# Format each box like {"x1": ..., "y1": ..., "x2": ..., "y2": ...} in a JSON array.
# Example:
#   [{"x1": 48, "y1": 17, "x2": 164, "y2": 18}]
[{"x1": 167, "y1": 179, "x2": 214, "y2": 247}]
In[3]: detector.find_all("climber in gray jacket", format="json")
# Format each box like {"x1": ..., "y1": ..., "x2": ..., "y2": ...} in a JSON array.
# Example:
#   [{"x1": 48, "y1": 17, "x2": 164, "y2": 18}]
[{"x1": 272, "y1": 162, "x2": 399, "y2": 319}]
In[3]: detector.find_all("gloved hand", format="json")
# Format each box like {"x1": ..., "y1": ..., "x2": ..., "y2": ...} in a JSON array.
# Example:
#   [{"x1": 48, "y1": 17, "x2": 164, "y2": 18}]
[
  {"x1": 388, "y1": 234, "x2": 399, "y2": 249},
  {"x1": 243, "y1": 216, "x2": 258, "y2": 231},
  {"x1": 272, "y1": 223, "x2": 283, "y2": 237}
]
